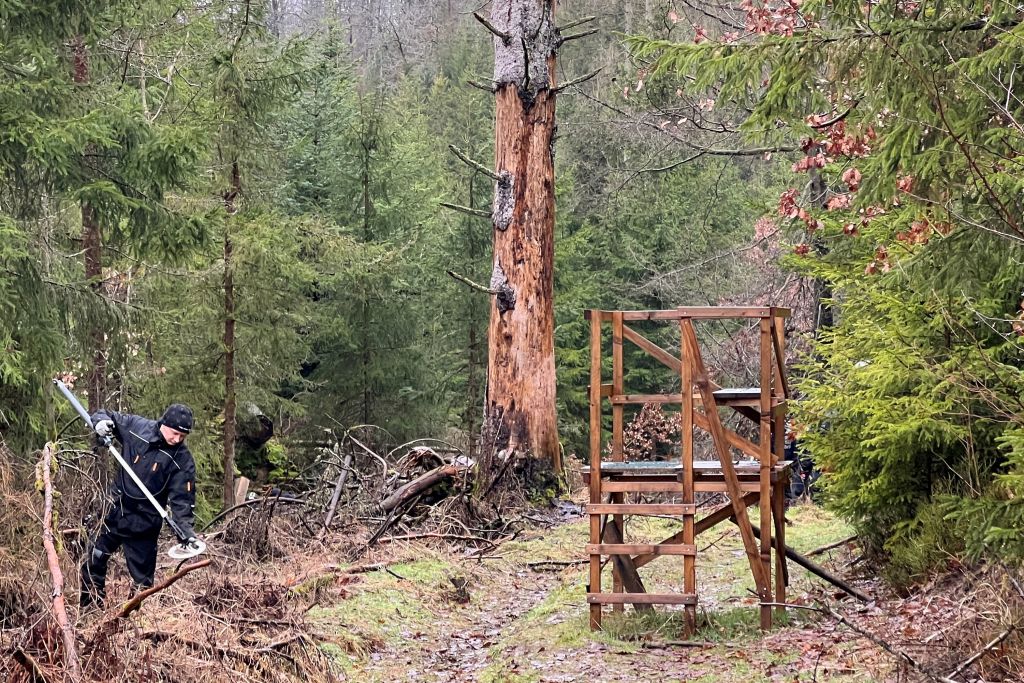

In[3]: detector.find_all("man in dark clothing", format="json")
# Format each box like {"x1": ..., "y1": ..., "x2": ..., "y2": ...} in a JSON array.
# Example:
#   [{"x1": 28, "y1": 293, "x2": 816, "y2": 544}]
[{"x1": 80, "y1": 403, "x2": 198, "y2": 608}]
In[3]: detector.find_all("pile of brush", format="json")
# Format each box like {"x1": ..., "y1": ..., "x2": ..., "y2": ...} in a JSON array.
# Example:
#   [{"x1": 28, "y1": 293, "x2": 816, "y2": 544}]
[{"x1": 0, "y1": 440, "x2": 356, "y2": 683}]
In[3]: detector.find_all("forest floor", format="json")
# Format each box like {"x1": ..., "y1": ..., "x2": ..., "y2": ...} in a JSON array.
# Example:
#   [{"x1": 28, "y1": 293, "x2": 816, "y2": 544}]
[
  {"x1": 311, "y1": 501, "x2": 950, "y2": 682},
  {"x1": 40, "y1": 496, "x2": 1017, "y2": 682}
]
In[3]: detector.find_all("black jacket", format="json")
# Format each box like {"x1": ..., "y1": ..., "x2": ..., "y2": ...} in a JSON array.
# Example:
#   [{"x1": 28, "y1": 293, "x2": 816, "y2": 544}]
[{"x1": 92, "y1": 409, "x2": 197, "y2": 536}]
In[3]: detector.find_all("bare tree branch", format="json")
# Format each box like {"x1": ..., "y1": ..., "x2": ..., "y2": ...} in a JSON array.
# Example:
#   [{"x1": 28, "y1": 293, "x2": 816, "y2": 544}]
[
  {"x1": 447, "y1": 145, "x2": 500, "y2": 180},
  {"x1": 473, "y1": 12, "x2": 510, "y2": 42},
  {"x1": 557, "y1": 16, "x2": 596, "y2": 32},
  {"x1": 558, "y1": 28, "x2": 598, "y2": 45},
  {"x1": 552, "y1": 68, "x2": 602, "y2": 94},
  {"x1": 446, "y1": 270, "x2": 499, "y2": 295},
  {"x1": 439, "y1": 202, "x2": 491, "y2": 219}
]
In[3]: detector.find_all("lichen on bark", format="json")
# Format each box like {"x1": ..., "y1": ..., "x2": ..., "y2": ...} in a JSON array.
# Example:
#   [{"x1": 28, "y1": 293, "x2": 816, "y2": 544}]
[
  {"x1": 489, "y1": 260, "x2": 517, "y2": 313},
  {"x1": 490, "y1": 0, "x2": 558, "y2": 98},
  {"x1": 492, "y1": 171, "x2": 514, "y2": 231}
]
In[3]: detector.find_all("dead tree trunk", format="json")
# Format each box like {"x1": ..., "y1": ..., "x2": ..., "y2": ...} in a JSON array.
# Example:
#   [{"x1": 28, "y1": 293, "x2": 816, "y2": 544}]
[{"x1": 483, "y1": 0, "x2": 562, "y2": 480}]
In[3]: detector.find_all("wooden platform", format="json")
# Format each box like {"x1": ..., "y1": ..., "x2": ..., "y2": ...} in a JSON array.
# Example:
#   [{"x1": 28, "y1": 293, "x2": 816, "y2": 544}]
[
  {"x1": 585, "y1": 306, "x2": 791, "y2": 635},
  {"x1": 584, "y1": 459, "x2": 790, "y2": 476}
]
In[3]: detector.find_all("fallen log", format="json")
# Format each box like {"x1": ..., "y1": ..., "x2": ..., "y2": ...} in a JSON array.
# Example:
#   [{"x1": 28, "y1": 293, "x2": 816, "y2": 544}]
[
  {"x1": 38, "y1": 442, "x2": 81, "y2": 682},
  {"x1": 380, "y1": 463, "x2": 468, "y2": 512}
]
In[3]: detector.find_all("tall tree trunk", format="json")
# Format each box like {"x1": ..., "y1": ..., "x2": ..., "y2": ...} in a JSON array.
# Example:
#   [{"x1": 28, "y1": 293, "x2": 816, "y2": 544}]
[
  {"x1": 72, "y1": 37, "x2": 106, "y2": 413},
  {"x1": 464, "y1": 176, "x2": 483, "y2": 450},
  {"x1": 223, "y1": 161, "x2": 241, "y2": 508},
  {"x1": 360, "y1": 137, "x2": 372, "y2": 426},
  {"x1": 484, "y1": 0, "x2": 562, "y2": 478}
]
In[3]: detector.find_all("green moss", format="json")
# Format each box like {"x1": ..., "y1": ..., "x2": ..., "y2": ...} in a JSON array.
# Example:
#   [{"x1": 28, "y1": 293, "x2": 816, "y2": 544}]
[{"x1": 308, "y1": 557, "x2": 456, "y2": 651}]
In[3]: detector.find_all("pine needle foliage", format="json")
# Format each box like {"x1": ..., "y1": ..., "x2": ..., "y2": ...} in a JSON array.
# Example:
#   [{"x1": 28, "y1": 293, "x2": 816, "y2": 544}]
[{"x1": 628, "y1": 0, "x2": 1024, "y2": 575}]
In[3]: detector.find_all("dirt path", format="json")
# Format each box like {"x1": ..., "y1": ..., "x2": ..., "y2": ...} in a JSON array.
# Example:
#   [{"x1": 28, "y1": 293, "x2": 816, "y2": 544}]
[{"x1": 316, "y1": 504, "x2": 956, "y2": 682}]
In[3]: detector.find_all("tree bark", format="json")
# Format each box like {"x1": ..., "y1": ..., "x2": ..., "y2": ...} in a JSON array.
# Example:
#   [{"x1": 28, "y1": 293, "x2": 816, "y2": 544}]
[
  {"x1": 484, "y1": 0, "x2": 562, "y2": 477},
  {"x1": 71, "y1": 37, "x2": 106, "y2": 414},
  {"x1": 223, "y1": 160, "x2": 241, "y2": 508},
  {"x1": 360, "y1": 133, "x2": 372, "y2": 426}
]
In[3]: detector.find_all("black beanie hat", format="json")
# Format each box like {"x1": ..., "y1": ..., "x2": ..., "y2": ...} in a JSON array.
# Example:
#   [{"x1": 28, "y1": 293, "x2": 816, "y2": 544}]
[{"x1": 160, "y1": 403, "x2": 193, "y2": 434}]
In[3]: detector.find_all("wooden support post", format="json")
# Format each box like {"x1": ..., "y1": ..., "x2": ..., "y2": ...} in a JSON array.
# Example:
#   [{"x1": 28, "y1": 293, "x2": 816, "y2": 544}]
[
  {"x1": 771, "y1": 311, "x2": 787, "y2": 620},
  {"x1": 681, "y1": 321, "x2": 770, "y2": 595},
  {"x1": 772, "y1": 314, "x2": 787, "y2": 467},
  {"x1": 611, "y1": 312, "x2": 625, "y2": 611},
  {"x1": 680, "y1": 317, "x2": 696, "y2": 635},
  {"x1": 588, "y1": 311, "x2": 603, "y2": 630},
  {"x1": 759, "y1": 316, "x2": 773, "y2": 630},
  {"x1": 773, "y1": 472, "x2": 788, "y2": 617}
]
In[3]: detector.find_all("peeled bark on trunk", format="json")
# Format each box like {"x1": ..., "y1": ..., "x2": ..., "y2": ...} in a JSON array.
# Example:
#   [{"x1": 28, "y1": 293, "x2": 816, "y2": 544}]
[{"x1": 484, "y1": 0, "x2": 562, "y2": 477}]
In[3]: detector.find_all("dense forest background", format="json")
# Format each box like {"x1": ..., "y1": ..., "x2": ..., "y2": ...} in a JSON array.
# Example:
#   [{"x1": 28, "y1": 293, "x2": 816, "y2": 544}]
[{"x1": 3, "y1": 0, "x2": 1023, "y2": 586}]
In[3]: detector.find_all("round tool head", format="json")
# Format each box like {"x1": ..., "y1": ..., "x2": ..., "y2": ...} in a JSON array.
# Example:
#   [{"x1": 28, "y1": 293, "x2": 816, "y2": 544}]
[{"x1": 167, "y1": 538, "x2": 206, "y2": 560}]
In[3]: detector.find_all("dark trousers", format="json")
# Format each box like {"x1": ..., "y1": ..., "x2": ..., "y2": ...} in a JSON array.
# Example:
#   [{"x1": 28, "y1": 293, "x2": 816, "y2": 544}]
[{"x1": 80, "y1": 524, "x2": 160, "y2": 607}]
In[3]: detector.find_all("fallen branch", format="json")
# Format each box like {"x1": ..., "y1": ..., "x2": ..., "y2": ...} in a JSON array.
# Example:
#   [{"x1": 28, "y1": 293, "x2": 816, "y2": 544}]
[
  {"x1": 375, "y1": 532, "x2": 496, "y2": 546},
  {"x1": 735, "y1": 520, "x2": 870, "y2": 602},
  {"x1": 38, "y1": 443, "x2": 81, "y2": 682},
  {"x1": 527, "y1": 559, "x2": 587, "y2": 571},
  {"x1": 199, "y1": 495, "x2": 305, "y2": 532},
  {"x1": 768, "y1": 602, "x2": 956, "y2": 683},
  {"x1": 323, "y1": 448, "x2": 354, "y2": 530},
  {"x1": 946, "y1": 625, "x2": 1016, "y2": 680},
  {"x1": 141, "y1": 629, "x2": 300, "y2": 665},
  {"x1": 113, "y1": 559, "x2": 211, "y2": 619},
  {"x1": 806, "y1": 534, "x2": 857, "y2": 557},
  {"x1": 638, "y1": 640, "x2": 732, "y2": 649}
]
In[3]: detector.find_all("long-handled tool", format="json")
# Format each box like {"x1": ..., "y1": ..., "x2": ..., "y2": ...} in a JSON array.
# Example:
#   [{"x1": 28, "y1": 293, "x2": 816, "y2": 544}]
[{"x1": 53, "y1": 379, "x2": 206, "y2": 560}]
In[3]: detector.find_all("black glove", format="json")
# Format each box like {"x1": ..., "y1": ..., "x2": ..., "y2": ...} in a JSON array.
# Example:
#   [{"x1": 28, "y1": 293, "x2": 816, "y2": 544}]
[{"x1": 175, "y1": 522, "x2": 196, "y2": 544}]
